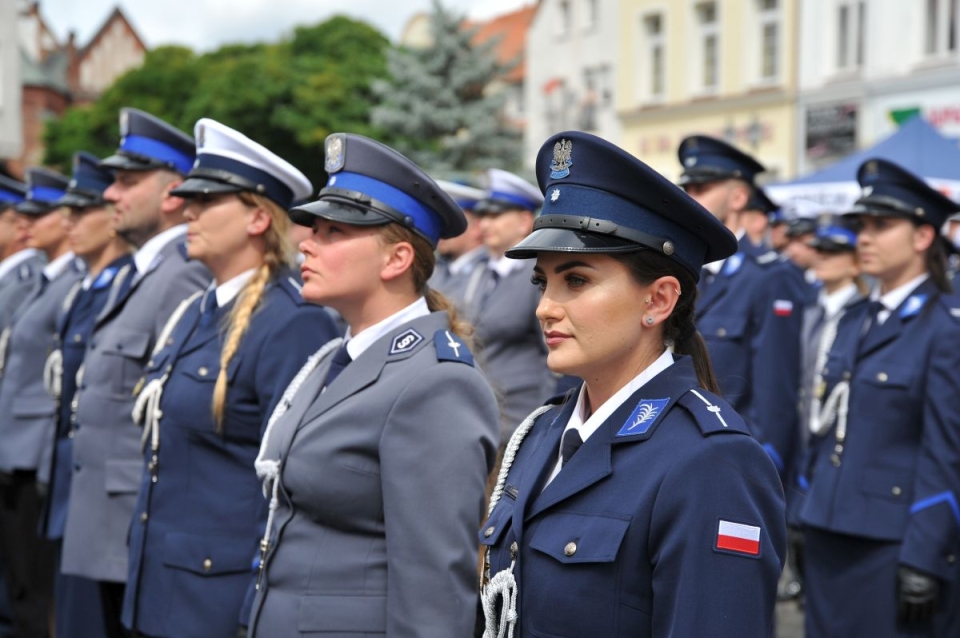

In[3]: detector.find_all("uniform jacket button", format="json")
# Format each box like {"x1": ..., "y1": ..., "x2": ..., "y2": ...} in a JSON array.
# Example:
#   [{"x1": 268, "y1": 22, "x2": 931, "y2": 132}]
[
  {"x1": 877, "y1": 372, "x2": 888, "y2": 382},
  {"x1": 947, "y1": 554, "x2": 956, "y2": 564},
  {"x1": 140, "y1": 512, "x2": 148, "y2": 523},
  {"x1": 563, "y1": 541, "x2": 577, "y2": 557},
  {"x1": 483, "y1": 526, "x2": 495, "y2": 538},
  {"x1": 717, "y1": 328, "x2": 727, "y2": 337},
  {"x1": 891, "y1": 486, "x2": 902, "y2": 496},
  {"x1": 842, "y1": 371, "x2": 851, "y2": 380},
  {"x1": 198, "y1": 366, "x2": 209, "y2": 377},
  {"x1": 202, "y1": 558, "x2": 213, "y2": 572},
  {"x1": 73, "y1": 334, "x2": 82, "y2": 342}
]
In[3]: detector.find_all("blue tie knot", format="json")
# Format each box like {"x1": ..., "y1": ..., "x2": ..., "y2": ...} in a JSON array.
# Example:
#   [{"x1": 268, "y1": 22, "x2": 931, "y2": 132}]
[{"x1": 560, "y1": 428, "x2": 583, "y2": 466}]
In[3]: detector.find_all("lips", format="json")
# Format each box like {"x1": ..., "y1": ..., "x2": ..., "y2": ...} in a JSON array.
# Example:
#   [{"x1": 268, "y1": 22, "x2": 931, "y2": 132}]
[{"x1": 543, "y1": 330, "x2": 570, "y2": 346}]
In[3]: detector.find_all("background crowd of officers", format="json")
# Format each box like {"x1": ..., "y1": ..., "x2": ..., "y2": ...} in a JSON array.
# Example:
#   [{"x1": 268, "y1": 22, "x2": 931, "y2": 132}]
[{"x1": 0, "y1": 102, "x2": 957, "y2": 637}]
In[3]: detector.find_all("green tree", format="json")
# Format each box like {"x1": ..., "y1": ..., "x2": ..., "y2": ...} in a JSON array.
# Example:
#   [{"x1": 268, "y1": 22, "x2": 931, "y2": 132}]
[{"x1": 371, "y1": 0, "x2": 522, "y2": 174}]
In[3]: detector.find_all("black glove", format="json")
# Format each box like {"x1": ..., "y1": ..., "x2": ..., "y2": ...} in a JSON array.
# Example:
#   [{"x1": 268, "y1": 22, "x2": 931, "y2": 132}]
[{"x1": 897, "y1": 565, "x2": 940, "y2": 624}]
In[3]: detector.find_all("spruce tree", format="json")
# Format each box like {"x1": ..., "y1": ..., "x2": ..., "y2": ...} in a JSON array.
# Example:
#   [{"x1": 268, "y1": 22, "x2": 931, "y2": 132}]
[{"x1": 371, "y1": 0, "x2": 522, "y2": 174}]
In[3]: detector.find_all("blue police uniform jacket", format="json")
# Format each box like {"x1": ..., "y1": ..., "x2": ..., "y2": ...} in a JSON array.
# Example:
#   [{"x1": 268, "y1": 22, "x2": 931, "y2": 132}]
[
  {"x1": 122, "y1": 272, "x2": 338, "y2": 638},
  {"x1": 480, "y1": 355, "x2": 786, "y2": 637},
  {"x1": 799, "y1": 278, "x2": 960, "y2": 582},
  {"x1": 40, "y1": 255, "x2": 133, "y2": 540},
  {"x1": 696, "y1": 252, "x2": 808, "y2": 481}
]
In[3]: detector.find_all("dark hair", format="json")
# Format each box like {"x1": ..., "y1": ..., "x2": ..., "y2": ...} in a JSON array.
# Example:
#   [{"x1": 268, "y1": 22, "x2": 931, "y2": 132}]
[
  {"x1": 610, "y1": 250, "x2": 720, "y2": 393},
  {"x1": 926, "y1": 235, "x2": 953, "y2": 293}
]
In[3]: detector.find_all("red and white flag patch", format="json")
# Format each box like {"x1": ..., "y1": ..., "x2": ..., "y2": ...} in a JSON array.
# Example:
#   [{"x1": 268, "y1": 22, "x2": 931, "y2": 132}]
[
  {"x1": 773, "y1": 299, "x2": 794, "y2": 317},
  {"x1": 716, "y1": 520, "x2": 761, "y2": 556}
]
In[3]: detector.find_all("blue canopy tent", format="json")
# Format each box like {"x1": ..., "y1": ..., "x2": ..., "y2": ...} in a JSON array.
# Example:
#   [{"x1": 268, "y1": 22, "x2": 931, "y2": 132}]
[{"x1": 766, "y1": 116, "x2": 960, "y2": 210}]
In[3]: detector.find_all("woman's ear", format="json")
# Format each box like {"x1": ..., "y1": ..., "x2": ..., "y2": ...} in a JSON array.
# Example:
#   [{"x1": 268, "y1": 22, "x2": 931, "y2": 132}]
[
  {"x1": 380, "y1": 240, "x2": 415, "y2": 282},
  {"x1": 643, "y1": 276, "x2": 682, "y2": 328},
  {"x1": 246, "y1": 206, "x2": 271, "y2": 237}
]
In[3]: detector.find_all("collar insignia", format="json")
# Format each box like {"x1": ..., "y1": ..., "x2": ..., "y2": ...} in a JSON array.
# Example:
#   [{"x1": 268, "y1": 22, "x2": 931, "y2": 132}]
[
  {"x1": 549, "y1": 139, "x2": 573, "y2": 179},
  {"x1": 616, "y1": 398, "x2": 670, "y2": 437},
  {"x1": 389, "y1": 328, "x2": 424, "y2": 355},
  {"x1": 900, "y1": 294, "x2": 927, "y2": 318}
]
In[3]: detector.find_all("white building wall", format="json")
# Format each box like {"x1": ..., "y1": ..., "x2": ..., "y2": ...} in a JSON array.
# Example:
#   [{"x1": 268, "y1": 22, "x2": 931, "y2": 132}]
[
  {"x1": 0, "y1": 0, "x2": 22, "y2": 159},
  {"x1": 524, "y1": 0, "x2": 621, "y2": 169}
]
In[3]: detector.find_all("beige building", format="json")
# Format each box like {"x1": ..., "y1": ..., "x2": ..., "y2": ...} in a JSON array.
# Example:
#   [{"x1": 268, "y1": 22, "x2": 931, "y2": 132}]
[{"x1": 617, "y1": 0, "x2": 799, "y2": 183}]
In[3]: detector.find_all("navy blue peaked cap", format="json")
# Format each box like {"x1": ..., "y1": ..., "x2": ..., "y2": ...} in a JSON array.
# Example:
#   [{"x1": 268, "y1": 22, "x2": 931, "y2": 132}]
[
  {"x1": 505, "y1": 131, "x2": 738, "y2": 280},
  {"x1": 15, "y1": 168, "x2": 70, "y2": 215},
  {"x1": 746, "y1": 187, "x2": 777, "y2": 214},
  {"x1": 678, "y1": 135, "x2": 765, "y2": 186},
  {"x1": 290, "y1": 133, "x2": 466, "y2": 246},
  {"x1": 809, "y1": 214, "x2": 858, "y2": 252},
  {"x1": 0, "y1": 175, "x2": 27, "y2": 209},
  {"x1": 100, "y1": 108, "x2": 195, "y2": 175},
  {"x1": 847, "y1": 158, "x2": 959, "y2": 228},
  {"x1": 58, "y1": 152, "x2": 113, "y2": 208}
]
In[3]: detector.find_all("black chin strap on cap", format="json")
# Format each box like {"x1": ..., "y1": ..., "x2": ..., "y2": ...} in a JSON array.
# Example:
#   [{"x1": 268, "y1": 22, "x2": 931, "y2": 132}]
[
  {"x1": 533, "y1": 214, "x2": 677, "y2": 256},
  {"x1": 318, "y1": 185, "x2": 420, "y2": 231}
]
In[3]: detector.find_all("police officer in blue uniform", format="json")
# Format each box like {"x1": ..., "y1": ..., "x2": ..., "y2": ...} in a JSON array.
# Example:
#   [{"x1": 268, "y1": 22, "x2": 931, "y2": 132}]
[
  {"x1": 248, "y1": 133, "x2": 499, "y2": 637},
  {"x1": 800, "y1": 158, "x2": 960, "y2": 637},
  {"x1": 0, "y1": 167, "x2": 84, "y2": 638},
  {"x1": 37, "y1": 152, "x2": 132, "y2": 638},
  {"x1": 740, "y1": 186, "x2": 777, "y2": 260},
  {"x1": 678, "y1": 135, "x2": 808, "y2": 482},
  {"x1": 479, "y1": 131, "x2": 785, "y2": 637},
  {"x1": 120, "y1": 119, "x2": 338, "y2": 638}
]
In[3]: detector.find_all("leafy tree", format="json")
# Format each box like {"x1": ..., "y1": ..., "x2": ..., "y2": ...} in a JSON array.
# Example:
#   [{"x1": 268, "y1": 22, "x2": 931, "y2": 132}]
[{"x1": 371, "y1": 0, "x2": 522, "y2": 174}]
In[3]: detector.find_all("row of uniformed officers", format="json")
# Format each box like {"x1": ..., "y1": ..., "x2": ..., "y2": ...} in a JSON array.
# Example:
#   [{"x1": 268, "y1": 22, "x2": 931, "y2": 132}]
[{"x1": 0, "y1": 103, "x2": 956, "y2": 637}]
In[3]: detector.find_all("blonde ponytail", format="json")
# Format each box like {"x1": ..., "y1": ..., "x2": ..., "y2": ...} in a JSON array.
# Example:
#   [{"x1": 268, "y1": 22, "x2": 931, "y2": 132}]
[{"x1": 211, "y1": 191, "x2": 292, "y2": 429}]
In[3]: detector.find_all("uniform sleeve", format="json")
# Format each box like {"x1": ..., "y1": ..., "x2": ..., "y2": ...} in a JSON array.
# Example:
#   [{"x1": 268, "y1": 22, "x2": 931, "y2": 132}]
[
  {"x1": 748, "y1": 266, "x2": 806, "y2": 479},
  {"x1": 899, "y1": 316, "x2": 960, "y2": 581},
  {"x1": 648, "y1": 435, "x2": 786, "y2": 637},
  {"x1": 151, "y1": 260, "x2": 211, "y2": 337},
  {"x1": 253, "y1": 304, "x2": 340, "y2": 426},
  {"x1": 380, "y1": 362, "x2": 499, "y2": 638}
]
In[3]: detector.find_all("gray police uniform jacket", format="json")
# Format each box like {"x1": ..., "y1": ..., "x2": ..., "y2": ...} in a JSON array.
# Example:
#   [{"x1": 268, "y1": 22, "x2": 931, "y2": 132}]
[
  {"x1": 249, "y1": 311, "x2": 499, "y2": 638},
  {"x1": 466, "y1": 260, "x2": 552, "y2": 435},
  {"x1": 0, "y1": 258, "x2": 83, "y2": 476},
  {"x1": 61, "y1": 237, "x2": 210, "y2": 583},
  {"x1": 0, "y1": 251, "x2": 44, "y2": 331}
]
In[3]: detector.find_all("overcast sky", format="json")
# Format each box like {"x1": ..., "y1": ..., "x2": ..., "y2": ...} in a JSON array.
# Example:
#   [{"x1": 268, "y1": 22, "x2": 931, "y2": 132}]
[{"x1": 38, "y1": 0, "x2": 533, "y2": 50}]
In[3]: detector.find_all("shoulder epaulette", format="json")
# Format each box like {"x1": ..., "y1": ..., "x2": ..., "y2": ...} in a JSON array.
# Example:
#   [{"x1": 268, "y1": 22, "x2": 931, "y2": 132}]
[
  {"x1": 755, "y1": 250, "x2": 780, "y2": 266},
  {"x1": 677, "y1": 388, "x2": 750, "y2": 436},
  {"x1": 433, "y1": 329, "x2": 474, "y2": 366}
]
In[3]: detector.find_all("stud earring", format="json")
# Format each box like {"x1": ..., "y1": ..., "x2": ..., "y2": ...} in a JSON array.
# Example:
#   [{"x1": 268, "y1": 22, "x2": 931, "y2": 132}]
[
  {"x1": 645, "y1": 316, "x2": 655, "y2": 325},
  {"x1": 644, "y1": 297, "x2": 651, "y2": 304}
]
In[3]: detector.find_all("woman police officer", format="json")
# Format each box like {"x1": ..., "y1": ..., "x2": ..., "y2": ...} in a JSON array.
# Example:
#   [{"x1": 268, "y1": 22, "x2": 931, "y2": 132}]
[
  {"x1": 247, "y1": 133, "x2": 499, "y2": 637},
  {"x1": 479, "y1": 131, "x2": 786, "y2": 637},
  {"x1": 121, "y1": 119, "x2": 339, "y2": 637},
  {"x1": 798, "y1": 159, "x2": 960, "y2": 636}
]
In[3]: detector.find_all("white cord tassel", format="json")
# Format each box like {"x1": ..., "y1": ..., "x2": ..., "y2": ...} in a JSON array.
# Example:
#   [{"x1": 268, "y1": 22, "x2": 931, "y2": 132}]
[
  {"x1": 134, "y1": 376, "x2": 167, "y2": 453},
  {"x1": 43, "y1": 349, "x2": 64, "y2": 400},
  {"x1": 814, "y1": 380, "x2": 849, "y2": 438},
  {"x1": 481, "y1": 404, "x2": 552, "y2": 638},
  {"x1": 253, "y1": 338, "x2": 342, "y2": 590},
  {"x1": 0, "y1": 328, "x2": 10, "y2": 379}
]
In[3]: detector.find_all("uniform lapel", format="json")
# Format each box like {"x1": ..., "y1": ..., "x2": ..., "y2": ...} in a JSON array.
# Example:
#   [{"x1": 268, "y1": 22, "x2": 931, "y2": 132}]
[
  {"x1": 511, "y1": 398, "x2": 573, "y2": 534},
  {"x1": 858, "y1": 280, "x2": 936, "y2": 360},
  {"x1": 696, "y1": 269, "x2": 730, "y2": 318}
]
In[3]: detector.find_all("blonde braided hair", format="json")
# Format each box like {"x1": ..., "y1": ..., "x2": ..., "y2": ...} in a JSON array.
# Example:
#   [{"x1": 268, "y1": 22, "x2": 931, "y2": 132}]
[{"x1": 211, "y1": 191, "x2": 294, "y2": 430}]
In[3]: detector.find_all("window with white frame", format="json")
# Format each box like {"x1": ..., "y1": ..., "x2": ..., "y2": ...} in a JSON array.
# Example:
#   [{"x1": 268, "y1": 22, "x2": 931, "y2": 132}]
[
  {"x1": 583, "y1": 0, "x2": 598, "y2": 31},
  {"x1": 642, "y1": 13, "x2": 666, "y2": 100},
  {"x1": 836, "y1": 1, "x2": 866, "y2": 70},
  {"x1": 558, "y1": 0, "x2": 571, "y2": 37},
  {"x1": 925, "y1": 0, "x2": 958, "y2": 56},
  {"x1": 696, "y1": 1, "x2": 720, "y2": 91},
  {"x1": 758, "y1": 0, "x2": 780, "y2": 81}
]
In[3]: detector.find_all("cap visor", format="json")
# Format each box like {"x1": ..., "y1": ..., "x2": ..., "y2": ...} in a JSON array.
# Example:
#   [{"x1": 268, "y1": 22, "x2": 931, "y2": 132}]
[
  {"x1": 57, "y1": 193, "x2": 102, "y2": 208},
  {"x1": 289, "y1": 198, "x2": 392, "y2": 228},
  {"x1": 14, "y1": 200, "x2": 55, "y2": 215},
  {"x1": 504, "y1": 227, "x2": 643, "y2": 259},
  {"x1": 809, "y1": 238, "x2": 854, "y2": 252},
  {"x1": 99, "y1": 153, "x2": 156, "y2": 172},
  {"x1": 170, "y1": 177, "x2": 242, "y2": 199}
]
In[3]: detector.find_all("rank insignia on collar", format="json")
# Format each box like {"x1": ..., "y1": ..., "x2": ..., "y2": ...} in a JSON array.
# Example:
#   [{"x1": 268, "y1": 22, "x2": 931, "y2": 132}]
[
  {"x1": 616, "y1": 398, "x2": 669, "y2": 437},
  {"x1": 325, "y1": 134, "x2": 346, "y2": 173},
  {"x1": 900, "y1": 294, "x2": 927, "y2": 318},
  {"x1": 389, "y1": 328, "x2": 423, "y2": 355},
  {"x1": 550, "y1": 139, "x2": 573, "y2": 179}
]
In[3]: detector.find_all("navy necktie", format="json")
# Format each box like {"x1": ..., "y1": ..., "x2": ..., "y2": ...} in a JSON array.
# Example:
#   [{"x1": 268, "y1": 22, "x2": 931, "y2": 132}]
[
  {"x1": 560, "y1": 428, "x2": 583, "y2": 466},
  {"x1": 323, "y1": 344, "x2": 353, "y2": 388},
  {"x1": 200, "y1": 293, "x2": 219, "y2": 327}
]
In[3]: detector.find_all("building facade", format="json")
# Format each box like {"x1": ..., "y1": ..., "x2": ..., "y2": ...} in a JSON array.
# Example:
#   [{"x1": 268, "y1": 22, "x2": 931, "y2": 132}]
[
  {"x1": 616, "y1": 0, "x2": 799, "y2": 182},
  {"x1": 797, "y1": 0, "x2": 960, "y2": 176},
  {"x1": 0, "y1": 0, "x2": 23, "y2": 163},
  {"x1": 524, "y1": 0, "x2": 621, "y2": 169}
]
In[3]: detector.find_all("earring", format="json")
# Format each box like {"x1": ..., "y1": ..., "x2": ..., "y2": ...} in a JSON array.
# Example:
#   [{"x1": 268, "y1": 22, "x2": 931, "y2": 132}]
[
  {"x1": 644, "y1": 297, "x2": 651, "y2": 304},
  {"x1": 645, "y1": 316, "x2": 655, "y2": 325}
]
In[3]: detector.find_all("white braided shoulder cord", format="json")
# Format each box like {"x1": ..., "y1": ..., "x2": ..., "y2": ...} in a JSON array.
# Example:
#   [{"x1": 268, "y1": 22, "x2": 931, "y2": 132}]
[
  {"x1": 0, "y1": 328, "x2": 11, "y2": 379},
  {"x1": 43, "y1": 349, "x2": 64, "y2": 400},
  {"x1": 252, "y1": 337, "x2": 342, "y2": 589},
  {"x1": 481, "y1": 404, "x2": 552, "y2": 638},
  {"x1": 815, "y1": 380, "x2": 850, "y2": 444},
  {"x1": 132, "y1": 292, "x2": 202, "y2": 454}
]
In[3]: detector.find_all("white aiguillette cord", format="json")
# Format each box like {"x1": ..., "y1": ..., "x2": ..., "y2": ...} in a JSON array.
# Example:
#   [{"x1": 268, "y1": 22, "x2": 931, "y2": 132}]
[
  {"x1": 253, "y1": 337, "x2": 342, "y2": 590},
  {"x1": 482, "y1": 404, "x2": 552, "y2": 638}
]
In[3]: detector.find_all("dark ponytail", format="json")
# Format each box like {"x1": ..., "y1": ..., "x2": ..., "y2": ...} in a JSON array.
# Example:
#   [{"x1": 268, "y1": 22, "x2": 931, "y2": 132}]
[{"x1": 612, "y1": 250, "x2": 721, "y2": 394}]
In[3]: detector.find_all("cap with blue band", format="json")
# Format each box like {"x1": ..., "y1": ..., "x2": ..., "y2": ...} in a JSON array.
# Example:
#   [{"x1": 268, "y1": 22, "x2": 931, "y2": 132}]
[
  {"x1": 100, "y1": 107, "x2": 195, "y2": 176},
  {"x1": 15, "y1": 167, "x2": 71, "y2": 215},
  {"x1": 170, "y1": 118, "x2": 312, "y2": 210},
  {"x1": 289, "y1": 133, "x2": 466, "y2": 247},
  {"x1": 845, "y1": 158, "x2": 960, "y2": 229},
  {"x1": 58, "y1": 151, "x2": 114, "y2": 208},
  {"x1": 0, "y1": 175, "x2": 27, "y2": 207},
  {"x1": 809, "y1": 214, "x2": 858, "y2": 251},
  {"x1": 474, "y1": 168, "x2": 543, "y2": 215}
]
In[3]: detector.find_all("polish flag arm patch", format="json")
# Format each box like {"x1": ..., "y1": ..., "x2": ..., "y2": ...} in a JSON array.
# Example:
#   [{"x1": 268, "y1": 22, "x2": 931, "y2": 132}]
[
  {"x1": 715, "y1": 520, "x2": 761, "y2": 556},
  {"x1": 772, "y1": 299, "x2": 793, "y2": 316}
]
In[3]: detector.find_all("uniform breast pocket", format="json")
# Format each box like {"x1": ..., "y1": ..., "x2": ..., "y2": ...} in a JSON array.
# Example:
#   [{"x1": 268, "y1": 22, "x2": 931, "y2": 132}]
[
  {"x1": 525, "y1": 512, "x2": 634, "y2": 637},
  {"x1": 699, "y1": 313, "x2": 749, "y2": 343},
  {"x1": 102, "y1": 330, "x2": 151, "y2": 397},
  {"x1": 162, "y1": 531, "x2": 253, "y2": 578}
]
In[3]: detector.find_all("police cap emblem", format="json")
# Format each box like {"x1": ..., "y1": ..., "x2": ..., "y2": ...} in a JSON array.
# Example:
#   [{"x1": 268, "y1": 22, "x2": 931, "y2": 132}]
[
  {"x1": 120, "y1": 110, "x2": 130, "y2": 136},
  {"x1": 197, "y1": 124, "x2": 205, "y2": 149},
  {"x1": 550, "y1": 139, "x2": 573, "y2": 179},
  {"x1": 325, "y1": 134, "x2": 346, "y2": 173}
]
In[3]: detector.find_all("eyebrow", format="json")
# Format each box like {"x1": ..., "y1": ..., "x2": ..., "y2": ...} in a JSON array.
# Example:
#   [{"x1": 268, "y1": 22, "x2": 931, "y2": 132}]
[{"x1": 533, "y1": 260, "x2": 596, "y2": 275}]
